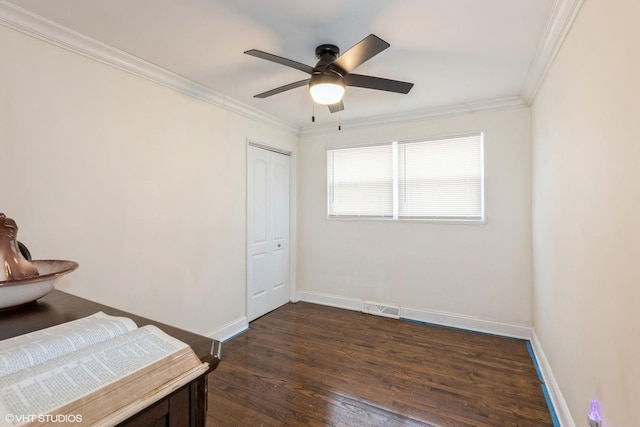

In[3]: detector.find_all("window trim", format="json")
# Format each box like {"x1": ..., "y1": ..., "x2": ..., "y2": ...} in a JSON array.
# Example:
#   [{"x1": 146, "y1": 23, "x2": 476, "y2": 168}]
[{"x1": 326, "y1": 132, "x2": 486, "y2": 224}]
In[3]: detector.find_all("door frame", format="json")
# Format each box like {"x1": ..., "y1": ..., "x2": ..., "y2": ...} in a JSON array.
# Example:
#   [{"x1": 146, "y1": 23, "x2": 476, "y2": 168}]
[{"x1": 246, "y1": 139, "x2": 298, "y2": 321}]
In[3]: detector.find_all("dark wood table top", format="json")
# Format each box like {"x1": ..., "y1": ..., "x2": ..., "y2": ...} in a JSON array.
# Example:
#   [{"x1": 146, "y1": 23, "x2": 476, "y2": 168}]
[{"x1": 0, "y1": 290, "x2": 220, "y2": 369}]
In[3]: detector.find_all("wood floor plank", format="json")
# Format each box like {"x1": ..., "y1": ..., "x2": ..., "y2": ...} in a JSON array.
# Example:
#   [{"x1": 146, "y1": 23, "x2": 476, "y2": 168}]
[{"x1": 207, "y1": 302, "x2": 552, "y2": 426}]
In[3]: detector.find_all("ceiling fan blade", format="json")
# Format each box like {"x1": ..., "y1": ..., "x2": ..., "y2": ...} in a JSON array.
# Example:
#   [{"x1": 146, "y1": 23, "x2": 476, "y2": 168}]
[
  {"x1": 254, "y1": 79, "x2": 310, "y2": 98},
  {"x1": 345, "y1": 74, "x2": 414, "y2": 94},
  {"x1": 328, "y1": 100, "x2": 344, "y2": 113},
  {"x1": 244, "y1": 49, "x2": 314, "y2": 74},
  {"x1": 332, "y1": 34, "x2": 390, "y2": 73}
]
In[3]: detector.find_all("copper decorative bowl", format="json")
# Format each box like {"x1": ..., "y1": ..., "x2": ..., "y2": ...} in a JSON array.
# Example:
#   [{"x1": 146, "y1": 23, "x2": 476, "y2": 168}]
[{"x1": 0, "y1": 260, "x2": 79, "y2": 310}]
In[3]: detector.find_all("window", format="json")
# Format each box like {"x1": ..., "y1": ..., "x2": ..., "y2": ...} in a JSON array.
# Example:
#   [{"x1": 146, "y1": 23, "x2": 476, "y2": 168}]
[{"x1": 327, "y1": 133, "x2": 484, "y2": 221}]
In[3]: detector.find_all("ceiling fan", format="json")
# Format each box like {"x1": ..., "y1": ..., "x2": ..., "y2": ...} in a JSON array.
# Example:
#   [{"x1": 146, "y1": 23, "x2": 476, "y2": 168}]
[{"x1": 244, "y1": 34, "x2": 414, "y2": 113}]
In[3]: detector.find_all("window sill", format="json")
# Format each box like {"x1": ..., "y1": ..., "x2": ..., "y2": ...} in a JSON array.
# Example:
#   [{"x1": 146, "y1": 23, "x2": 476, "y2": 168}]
[{"x1": 326, "y1": 216, "x2": 487, "y2": 225}]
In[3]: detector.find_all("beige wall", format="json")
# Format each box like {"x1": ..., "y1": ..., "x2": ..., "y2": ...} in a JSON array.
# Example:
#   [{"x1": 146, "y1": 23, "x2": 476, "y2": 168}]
[
  {"x1": 531, "y1": 0, "x2": 639, "y2": 425},
  {"x1": 297, "y1": 108, "x2": 533, "y2": 326},
  {"x1": 0, "y1": 25, "x2": 297, "y2": 335}
]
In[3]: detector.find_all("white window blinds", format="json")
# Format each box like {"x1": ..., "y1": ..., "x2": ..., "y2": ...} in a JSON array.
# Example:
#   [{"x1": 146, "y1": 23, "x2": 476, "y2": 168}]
[
  {"x1": 327, "y1": 144, "x2": 394, "y2": 217},
  {"x1": 327, "y1": 134, "x2": 484, "y2": 221}
]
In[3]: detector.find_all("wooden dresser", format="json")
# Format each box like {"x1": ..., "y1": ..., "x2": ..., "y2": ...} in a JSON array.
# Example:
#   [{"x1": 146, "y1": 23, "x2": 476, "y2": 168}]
[{"x1": 0, "y1": 290, "x2": 221, "y2": 426}]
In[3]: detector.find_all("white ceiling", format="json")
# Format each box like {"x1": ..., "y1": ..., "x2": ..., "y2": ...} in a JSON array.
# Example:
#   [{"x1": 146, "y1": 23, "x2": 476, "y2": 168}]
[{"x1": 4, "y1": 0, "x2": 557, "y2": 129}]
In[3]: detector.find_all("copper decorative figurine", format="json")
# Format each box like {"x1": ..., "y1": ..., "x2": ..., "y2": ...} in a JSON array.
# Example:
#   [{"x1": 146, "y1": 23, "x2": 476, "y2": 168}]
[
  {"x1": 0, "y1": 213, "x2": 78, "y2": 309},
  {"x1": 0, "y1": 213, "x2": 40, "y2": 281}
]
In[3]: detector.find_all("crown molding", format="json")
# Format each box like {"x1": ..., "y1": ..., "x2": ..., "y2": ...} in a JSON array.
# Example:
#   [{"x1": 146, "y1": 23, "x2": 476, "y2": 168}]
[
  {"x1": 520, "y1": 0, "x2": 585, "y2": 103},
  {"x1": 221, "y1": 96, "x2": 299, "y2": 135},
  {"x1": 300, "y1": 96, "x2": 528, "y2": 136},
  {"x1": 0, "y1": 0, "x2": 299, "y2": 136}
]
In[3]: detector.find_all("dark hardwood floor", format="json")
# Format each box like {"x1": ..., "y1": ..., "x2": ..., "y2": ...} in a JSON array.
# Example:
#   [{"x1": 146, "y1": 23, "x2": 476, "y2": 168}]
[{"x1": 207, "y1": 302, "x2": 552, "y2": 426}]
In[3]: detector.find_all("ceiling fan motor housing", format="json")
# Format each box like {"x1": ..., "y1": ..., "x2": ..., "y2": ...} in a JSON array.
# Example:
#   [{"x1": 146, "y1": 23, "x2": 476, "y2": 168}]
[
  {"x1": 312, "y1": 44, "x2": 345, "y2": 88},
  {"x1": 309, "y1": 70, "x2": 344, "y2": 87}
]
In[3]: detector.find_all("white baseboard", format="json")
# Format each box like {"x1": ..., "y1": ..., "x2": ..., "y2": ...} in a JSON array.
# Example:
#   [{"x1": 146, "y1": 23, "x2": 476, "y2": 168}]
[
  {"x1": 400, "y1": 306, "x2": 532, "y2": 340},
  {"x1": 296, "y1": 290, "x2": 532, "y2": 340},
  {"x1": 530, "y1": 330, "x2": 575, "y2": 427},
  {"x1": 205, "y1": 316, "x2": 249, "y2": 342},
  {"x1": 296, "y1": 290, "x2": 363, "y2": 312}
]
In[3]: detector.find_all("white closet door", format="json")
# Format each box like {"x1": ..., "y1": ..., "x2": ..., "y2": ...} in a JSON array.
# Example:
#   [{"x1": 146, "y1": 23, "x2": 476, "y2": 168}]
[{"x1": 247, "y1": 145, "x2": 290, "y2": 321}]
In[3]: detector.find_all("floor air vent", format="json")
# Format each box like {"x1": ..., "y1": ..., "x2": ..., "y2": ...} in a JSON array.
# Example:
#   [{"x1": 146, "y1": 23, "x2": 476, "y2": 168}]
[{"x1": 361, "y1": 302, "x2": 400, "y2": 319}]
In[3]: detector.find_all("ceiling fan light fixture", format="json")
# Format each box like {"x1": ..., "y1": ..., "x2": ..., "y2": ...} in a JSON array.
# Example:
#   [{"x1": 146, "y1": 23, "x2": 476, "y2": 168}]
[{"x1": 309, "y1": 72, "x2": 345, "y2": 105}]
